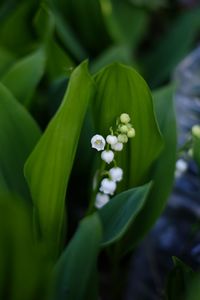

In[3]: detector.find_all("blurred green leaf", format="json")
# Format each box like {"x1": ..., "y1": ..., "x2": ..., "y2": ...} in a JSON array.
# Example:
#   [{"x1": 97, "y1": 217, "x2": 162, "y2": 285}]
[
  {"x1": 121, "y1": 84, "x2": 177, "y2": 254},
  {"x1": 0, "y1": 47, "x2": 16, "y2": 77},
  {"x1": 0, "y1": 2, "x2": 34, "y2": 54},
  {"x1": 1, "y1": 47, "x2": 46, "y2": 107},
  {"x1": 0, "y1": 83, "x2": 41, "y2": 200},
  {"x1": 99, "y1": 182, "x2": 151, "y2": 246},
  {"x1": 54, "y1": 214, "x2": 102, "y2": 300},
  {"x1": 186, "y1": 274, "x2": 200, "y2": 300},
  {"x1": 34, "y1": 3, "x2": 75, "y2": 80},
  {"x1": 24, "y1": 61, "x2": 95, "y2": 259},
  {"x1": 91, "y1": 45, "x2": 133, "y2": 73},
  {"x1": 106, "y1": 0, "x2": 149, "y2": 48},
  {"x1": 192, "y1": 135, "x2": 200, "y2": 172},
  {"x1": 93, "y1": 63, "x2": 163, "y2": 189},
  {"x1": 142, "y1": 9, "x2": 200, "y2": 87},
  {"x1": 166, "y1": 257, "x2": 195, "y2": 300},
  {"x1": 0, "y1": 192, "x2": 51, "y2": 300}
]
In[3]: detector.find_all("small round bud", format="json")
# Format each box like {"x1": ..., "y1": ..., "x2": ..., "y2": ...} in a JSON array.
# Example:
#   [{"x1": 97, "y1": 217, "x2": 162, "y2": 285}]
[
  {"x1": 192, "y1": 125, "x2": 200, "y2": 138},
  {"x1": 120, "y1": 113, "x2": 130, "y2": 124},
  {"x1": 119, "y1": 125, "x2": 128, "y2": 134},
  {"x1": 118, "y1": 134, "x2": 128, "y2": 143},
  {"x1": 111, "y1": 142, "x2": 123, "y2": 152},
  {"x1": 106, "y1": 135, "x2": 118, "y2": 145},
  {"x1": 127, "y1": 128, "x2": 136, "y2": 138},
  {"x1": 101, "y1": 150, "x2": 114, "y2": 164}
]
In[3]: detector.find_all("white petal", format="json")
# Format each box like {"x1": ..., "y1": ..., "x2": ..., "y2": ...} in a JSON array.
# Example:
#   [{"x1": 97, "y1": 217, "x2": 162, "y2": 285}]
[
  {"x1": 95, "y1": 193, "x2": 110, "y2": 209},
  {"x1": 111, "y1": 142, "x2": 123, "y2": 152},
  {"x1": 100, "y1": 178, "x2": 116, "y2": 195},
  {"x1": 91, "y1": 134, "x2": 106, "y2": 151},
  {"x1": 109, "y1": 167, "x2": 123, "y2": 182}
]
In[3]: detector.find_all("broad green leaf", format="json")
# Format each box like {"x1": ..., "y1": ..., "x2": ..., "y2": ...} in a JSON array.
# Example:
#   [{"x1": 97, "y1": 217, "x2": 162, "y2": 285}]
[
  {"x1": 121, "y1": 84, "x2": 177, "y2": 254},
  {"x1": 0, "y1": 192, "x2": 51, "y2": 300},
  {"x1": 142, "y1": 8, "x2": 200, "y2": 87},
  {"x1": 24, "y1": 61, "x2": 95, "y2": 259},
  {"x1": 1, "y1": 48, "x2": 46, "y2": 107},
  {"x1": 98, "y1": 182, "x2": 151, "y2": 246},
  {"x1": 0, "y1": 83, "x2": 41, "y2": 200},
  {"x1": 54, "y1": 214, "x2": 102, "y2": 300},
  {"x1": 93, "y1": 63, "x2": 163, "y2": 189},
  {"x1": 186, "y1": 274, "x2": 200, "y2": 300}
]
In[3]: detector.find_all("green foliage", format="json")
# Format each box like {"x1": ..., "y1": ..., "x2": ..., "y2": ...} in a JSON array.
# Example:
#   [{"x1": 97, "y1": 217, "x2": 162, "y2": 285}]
[
  {"x1": 54, "y1": 214, "x2": 102, "y2": 300},
  {"x1": 0, "y1": 83, "x2": 41, "y2": 200},
  {"x1": 0, "y1": 192, "x2": 51, "y2": 300},
  {"x1": 24, "y1": 61, "x2": 95, "y2": 259},
  {"x1": 99, "y1": 183, "x2": 152, "y2": 246},
  {"x1": 93, "y1": 63, "x2": 163, "y2": 188}
]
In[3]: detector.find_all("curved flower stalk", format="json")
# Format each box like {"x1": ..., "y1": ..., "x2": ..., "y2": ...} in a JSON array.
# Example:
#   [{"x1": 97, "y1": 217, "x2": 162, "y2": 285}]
[{"x1": 89, "y1": 113, "x2": 136, "y2": 210}]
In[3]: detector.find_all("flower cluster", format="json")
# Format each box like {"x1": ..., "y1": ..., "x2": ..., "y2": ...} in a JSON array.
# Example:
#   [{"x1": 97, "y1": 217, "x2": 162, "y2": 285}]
[{"x1": 91, "y1": 113, "x2": 135, "y2": 209}]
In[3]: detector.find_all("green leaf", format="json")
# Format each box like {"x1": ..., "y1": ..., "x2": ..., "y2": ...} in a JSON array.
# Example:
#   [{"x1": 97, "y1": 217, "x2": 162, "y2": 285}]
[
  {"x1": 1, "y1": 47, "x2": 46, "y2": 107},
  {"x1": 121, "y1": 84, "x2": 177, "y2": 254},
  {"x1": 0, "y1": 191, "x2": 51, "y2": 300},
  {"x1": 93, "y1": 63, "x2": 163, "y2": 189},
  {"x1": 0, "y1": 2, "x2": 34, "y2": 53},
  {"x1": 99, "y1": 182, "x2": 151, "y2": 246},
  {"x1": 142, "y1": 8, "x2": 200, "y2": 87},
  {"x1": 0, "y1": 83, "x2": 41, "y2": 200},
  {"x1": 192, "y1": 135, "x2": 200, "y2": 173},
  {"x1": 54, "y1": 214, "x2": 102, "y2": 300},
  {"x1": 166, "y1": 257, "x2": 195, "y2": 300},
  {"x1": 24, "y1": 61, "x2": 95, "y2": 259}
]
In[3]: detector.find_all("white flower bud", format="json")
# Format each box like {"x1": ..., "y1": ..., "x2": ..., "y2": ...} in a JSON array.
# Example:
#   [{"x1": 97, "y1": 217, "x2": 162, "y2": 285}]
[
  {"x1": 109, "y1": 167, "x2": 123, "y2": 182},
  {"x1": 111, "y1": 142, "x2": 123, "y2": 151},
  {"x1": 100, "y1": 178, "x2": 116, "y2": 195},
  {"x1": 106, "y1": 135, "x2": 118, "y2": 145},
  {"x1": 175, "y1": 159, "x2": 187, "y2": 178},
  {"x1": 127, "y1": 127, "x2": 136, "y2": 138},
  {"x1": 120, "y1": 113, "x2": 130, "y2": 124},
  {"x1": 95, "y1": 193, "x2": 110, "y2": 209},
  {"x1": 101, "y1": 150, "x2": 114, "y2": 164},
  {"x1": 91, "y1": 134, "x2": 106, "y2": 151},
  {"x1": 119, "y1": 125, "x2": 128, "y2": 134},
  {"x1": 192, "y1": 125, "x2": 200, "y2": 138},
  {"x1": 118, "y1": 134, "x2": 128, "y2": 143}
]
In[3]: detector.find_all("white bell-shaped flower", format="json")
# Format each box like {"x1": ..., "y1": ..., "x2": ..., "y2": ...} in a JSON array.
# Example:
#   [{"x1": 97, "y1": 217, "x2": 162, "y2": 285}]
[
  {"x1": 120, "y1": 113, "x2": 130, "y2": 124},
  {"x1": 101, "y1": 150, "x2": 114, "y2": 164},
  {"x1": 100, "y1": 178, "x2": 116, "y2": 195},
  {"x1": 109, "y1": 167, "x2": 123, "y2": 182},
  {"x1": 111, "y1": 142, "x2": 123, "y2": 152},
  {"x1": 175, "y1": 159, "x2": 188, "y2": 178},
  {"x1": 91, "y1": 134, "x2": 106, "y2": 151},
  {"x1": 106, "y1": 135, "x2": 118, "y2": 145},
  {"x1": 95, "y1": 193, "x2": 110, "y2": 209}
]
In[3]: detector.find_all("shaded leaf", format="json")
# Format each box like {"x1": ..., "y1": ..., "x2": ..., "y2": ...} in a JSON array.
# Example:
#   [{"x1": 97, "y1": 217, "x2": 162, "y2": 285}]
[
  {"x1": 24, "y1": 61, "x2": 95, "y2": 259},
  {"x1": 0, "y1": 83, "x2": 41, "y2": 200},
  {"x1": 54, "y1": 214, "x2": 102, "y2": 300},
  {"x1": 1, "y1": 47, "x2": 46, "y2": 107},
  {"x1": 0, "y1": 191, "x2": 51, "y2": 300},
  {"x1": 99, "y1": 182, "x2": 151, "y2": 246}
]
